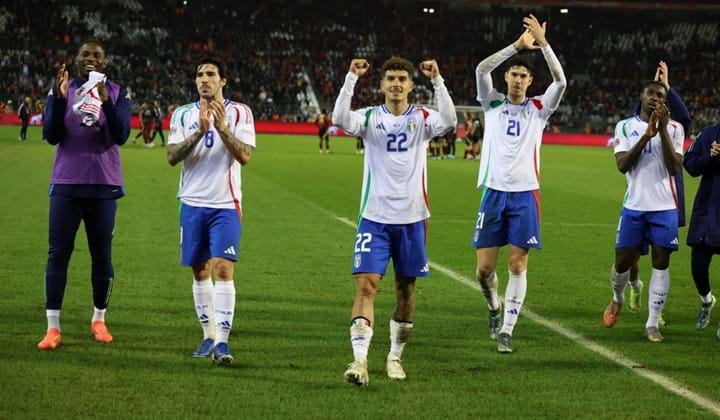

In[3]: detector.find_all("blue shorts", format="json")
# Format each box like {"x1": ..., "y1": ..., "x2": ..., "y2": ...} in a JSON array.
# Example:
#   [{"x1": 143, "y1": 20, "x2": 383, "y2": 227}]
[
  {"x1": 180, "y1": 204, "x2": 242, "y2": 266},
  {"x1": 352, "y1": 218, "x2": 429, "y2": 277},
  {"x1": 615, "y1": 208, "x2": 679, "y2": 253},
  {"x1": 471, "y1": 188, "x2": 541, "y2": 249}
]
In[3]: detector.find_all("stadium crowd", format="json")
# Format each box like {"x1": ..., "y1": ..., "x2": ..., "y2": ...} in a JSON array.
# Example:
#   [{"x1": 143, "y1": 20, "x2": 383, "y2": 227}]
[{"x1": 0, "y1": 0, "x2": 718, "y2": 133}]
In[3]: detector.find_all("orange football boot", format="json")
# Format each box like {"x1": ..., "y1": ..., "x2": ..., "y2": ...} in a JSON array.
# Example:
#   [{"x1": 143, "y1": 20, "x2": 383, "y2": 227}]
[
  {"x1": 603, "y1": 300, "x2": 622, "y2": 328},
  {"x1": 38, "y1": 328, "x2": 62, "y2": 350},
  {"x1": 91, "y1": 321, "x2": 113, "y2": 343}
]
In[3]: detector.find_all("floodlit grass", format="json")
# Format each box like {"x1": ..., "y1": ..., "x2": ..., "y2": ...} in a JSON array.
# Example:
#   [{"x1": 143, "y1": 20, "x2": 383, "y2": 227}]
[{"x1": 0, "y1": 126, "x2": 718, "y2": 419}]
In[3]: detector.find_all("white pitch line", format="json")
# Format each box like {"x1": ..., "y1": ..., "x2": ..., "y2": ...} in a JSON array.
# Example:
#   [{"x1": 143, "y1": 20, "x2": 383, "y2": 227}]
[
  {"x1": 259, "y1": 179, "x2": 719, "y2": 416},
  {"x1": 431, "y1": 219, "x2": 615, "y2": 227},
  {"x1": 334, "y1": 216, "x2": 720, "y2": 417}
]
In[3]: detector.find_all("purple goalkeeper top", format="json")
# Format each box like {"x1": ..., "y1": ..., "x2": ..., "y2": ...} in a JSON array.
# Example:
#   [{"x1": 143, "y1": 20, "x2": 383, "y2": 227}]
[{"x1": 48, "y1": 79, "x2": 128, "y2": 186}]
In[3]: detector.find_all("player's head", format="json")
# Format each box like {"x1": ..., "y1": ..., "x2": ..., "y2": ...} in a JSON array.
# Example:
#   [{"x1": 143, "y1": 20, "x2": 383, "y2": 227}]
[
  {"x1": 380, "y1": 57, "x2": 414, "y2": 103},
  {"x1": 640, "y1": 81, "x2": 667, "y2": 115},
  {"x1": 195, "y1": 55, "x2": 228, "y2": 100},
  {"x1": 504, "y1": 58, "x2": 533, "y2": 98},
  {"x1": 75, "y1": 39, "x2": 107, "y2": 80}
]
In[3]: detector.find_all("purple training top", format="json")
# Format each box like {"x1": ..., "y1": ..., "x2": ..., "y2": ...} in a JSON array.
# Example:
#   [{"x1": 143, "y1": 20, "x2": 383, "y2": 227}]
[{"x1": 43, "y1": 78, "x2": 132, "y2": 186}]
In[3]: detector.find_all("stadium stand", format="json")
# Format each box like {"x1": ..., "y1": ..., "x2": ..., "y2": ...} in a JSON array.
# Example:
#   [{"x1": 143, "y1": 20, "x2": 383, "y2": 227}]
[{"x1": 0, "y1": 0, "x2": 717, "y2": 133}]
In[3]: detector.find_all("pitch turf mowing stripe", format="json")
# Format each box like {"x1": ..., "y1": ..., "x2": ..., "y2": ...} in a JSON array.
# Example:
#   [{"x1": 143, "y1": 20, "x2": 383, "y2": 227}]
[
  {"x1": 332, "y1": 218, "x2": 720, "y2": 417},
  {"x1": 240, "y1": 168, "x2": 720, "y2": 417}
]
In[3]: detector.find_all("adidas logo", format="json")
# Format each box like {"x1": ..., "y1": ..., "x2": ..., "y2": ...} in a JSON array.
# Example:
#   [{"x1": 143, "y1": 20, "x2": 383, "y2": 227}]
[
  {"x1": 224, "y1": 246, "x2": 236, "y2": 256},
  {"x1": 506, "y1": 308, "x2": 519, "y2": 315},
  {"x1": 526, "y1": 236, "x2": 539, "y2": 245},
  {"x1": 188, "y1": 122, "x2": 198, "y2": 130},
  {"x1": 631, "y1": 130, "x2": 639, "y2": 137},
  {"x1": 376, "y1": 122, "x2": 386, "y2": 131},
  {"x1": 217, "y1": 320, "x2": 231, "y2": 330},
  {"x1": 199, "y1": 314, "x2": 210, "y2": 323},
  {"x1": 670, "y1": 237, "x2": 679, "y2": 245},
  {"x1": 420, "y1": 264, "x2": 430, "y2": 273}
]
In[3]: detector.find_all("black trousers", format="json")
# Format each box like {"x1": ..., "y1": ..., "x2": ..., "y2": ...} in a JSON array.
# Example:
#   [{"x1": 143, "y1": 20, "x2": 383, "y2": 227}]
[
  {"x1": 45, "y1": 195, "x2": 117, "y2": 310},
  {"x1": 690, "y1": 244, "x2": 720, "y2": 297}
]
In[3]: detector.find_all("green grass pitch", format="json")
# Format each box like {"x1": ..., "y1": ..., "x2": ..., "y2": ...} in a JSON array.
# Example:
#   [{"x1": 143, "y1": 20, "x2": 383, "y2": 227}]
[{"x1": 0, "y1": 126, "x2": 718, "y2": 419}]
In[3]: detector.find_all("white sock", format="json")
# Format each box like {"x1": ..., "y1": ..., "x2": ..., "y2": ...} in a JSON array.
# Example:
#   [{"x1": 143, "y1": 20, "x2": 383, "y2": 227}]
[
  {"x1": 701, "y1": 292, "x2": 714, "y2": 305},
  {"x1": 500, "y1": 270, "x2": 527, "y2": 336},
  {"x1": 611, "y1": 266, "x2": 630, "y2": 304},
  {"x1": 388, "y1": 319, "x2": 413, "y2": 360},
  {"x1": 629, "y1": 278, "x2": 642, "y2": 291},
  {"x1": 92, "y1": 307, "x2": 106, "y2": 323},
  {"x1": 350, "y1": 318, "x2": 373, "y2": 362},
  {"x1": 47, "y1": 309, "x2": 60, "y2": 331},
  {"x1": 478, "y1": 271, "x2": 501, "y2": 311},
  {"x1": 646, "y1": 268, "x2": 670, "y2": 329},
  {"x1": 193, "y1": 278, "x2": 215, "y2": 340},
  {"x1": 213, "y1": 280, "x2": 236, "y2": 344}
]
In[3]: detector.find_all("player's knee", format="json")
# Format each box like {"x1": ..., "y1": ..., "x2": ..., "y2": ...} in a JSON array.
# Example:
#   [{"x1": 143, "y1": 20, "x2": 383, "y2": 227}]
[
  {"x1": 651, "y1": 255, "x2": 670, "y2": 270},
  {"x1": 47, "y1": 244, "x2": 74, "y2": 268},
  {"x1": 355, "y1": 276, "x2": 379, "y2": 298},
  {"x1": 508, "y1": 258, "x2": 527, "y2": 274},
  {"x1": 476, "y1": 264, "x2": 496, "y2": 279},
  {"x1": 213, "y1": 260, "x2": 235, "y2": 280}
]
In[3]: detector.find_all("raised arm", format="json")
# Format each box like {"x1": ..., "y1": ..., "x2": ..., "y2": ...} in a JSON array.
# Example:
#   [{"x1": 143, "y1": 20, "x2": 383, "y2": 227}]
[
  {"x1": 523, "y1": 15, "x2": 566, "y2": 114},
  {"x1": 419, "y1": 60, "x2": 457, "y2": 136},
  {"x1": 475, "y1": 44, "x2": 518, "y2": 105},
  {"x1": 332, "y1": 59, "x2": 370, "y2": 137}
]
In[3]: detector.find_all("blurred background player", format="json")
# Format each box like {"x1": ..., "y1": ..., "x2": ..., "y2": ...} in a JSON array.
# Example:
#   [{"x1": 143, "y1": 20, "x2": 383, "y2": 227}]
[
  {"x1": 39, "y1": 39, "x2": 131, "y2": 350},
  {"x1": 471, "y1": 15, "x2": 566, "y2": 353},
  {"x1": 443, "y1": 128, "x2": 456, "y2": 159},
  {"x1": 140, "y1": 100, "x2": 156, "y2": 147},
  {"x1": 683, "y1": 122, "x2": 720, "y2": 336},
  {"x1": 167, "y1": 55, "x2": 255, "y2": 366},
  {"x1": 151, "y1": 100, "x2": 166, "y2": 146},
  {"x1": 18, "y1": 96, "x2": 32, "y2": 141},
  {"x1": 622, "y1": 61, "x2": 691, "y2": 319},
  {"x1": 317, "y1": 108, "x2": 330, "y2": 153},
  {"x1": 333, "y1": 57, "x2": 457, "y2": 386},
  {"x1": 355, "y1": 136, "x2": 364, "y2": 154},
  {"x1": 602, "y1": 81, "x2": 684, "y2": 342}
]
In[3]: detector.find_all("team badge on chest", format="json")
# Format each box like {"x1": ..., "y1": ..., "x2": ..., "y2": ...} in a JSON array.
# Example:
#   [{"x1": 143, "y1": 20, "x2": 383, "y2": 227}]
[{"x1": 406, "y1": 119, "x2": 417, "y2": 134}]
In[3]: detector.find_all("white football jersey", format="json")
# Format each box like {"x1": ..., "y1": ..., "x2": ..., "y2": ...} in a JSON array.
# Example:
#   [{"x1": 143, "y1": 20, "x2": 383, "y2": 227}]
[
  {"x1": 476, "y1": 93, "x2": 554, "y2": 192},
  {"x1": 168, "y1": 100, "x2": 256, "y2": 210},
  {"x1": 614, "y1": 116, "x2": 684, "y2": 211},
  {"x1": 347, "y1": 104, "x2": 450, "y2": 224}
]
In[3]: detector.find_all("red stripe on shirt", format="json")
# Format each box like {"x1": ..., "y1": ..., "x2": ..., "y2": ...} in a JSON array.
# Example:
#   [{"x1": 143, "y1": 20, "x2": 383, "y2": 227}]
[
  {"x1": 532, "y1": 189, "x2": 542, "y2": 223},
  {"x1": 669, "y1": 176, "x2": 678, "y2": 209},
  {"x1": 227, "y1": 170, "x2": 243, "y2": 222}
]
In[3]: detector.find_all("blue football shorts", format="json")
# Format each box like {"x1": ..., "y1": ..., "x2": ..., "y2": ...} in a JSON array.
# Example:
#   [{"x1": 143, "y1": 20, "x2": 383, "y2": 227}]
[
  {"x1": 615, "y1": 208, "x2": 679, "y2": 253},
  {"x1": 352, "y1": 218, "x2": 429, "y2": 277},
  {"x1": 180, "y1": 204, "x2": 242, "y2": 266},
  {"x1": 471, "y1": 188, "x2": 541, "y2": 249}
]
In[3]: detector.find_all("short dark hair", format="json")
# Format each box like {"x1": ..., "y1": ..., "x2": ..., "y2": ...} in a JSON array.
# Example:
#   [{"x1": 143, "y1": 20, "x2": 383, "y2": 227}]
[
  {"x1": 643, "y1": 80, "x2": 667, "y2": 95},
  {"x1": 381, "y1": 57, "x2": 414, "y2": 78},
  {"x1": 196, "y1": 55, "x2": 228, "y2": 80},
  {"x1": 79, "y1": 38, "x2": 105, "y2": 52},
  {"x1": 505, "y1": 58, "x2": 533, "y2": 76}
]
